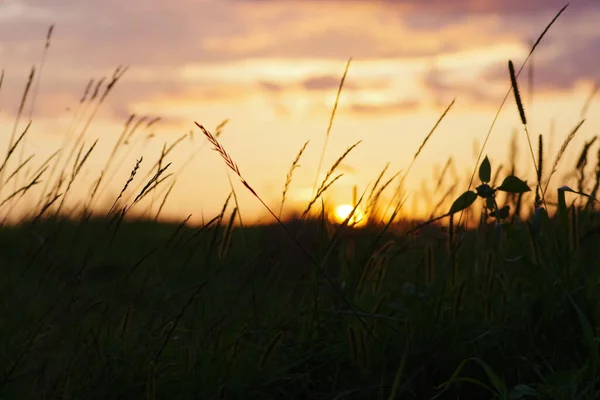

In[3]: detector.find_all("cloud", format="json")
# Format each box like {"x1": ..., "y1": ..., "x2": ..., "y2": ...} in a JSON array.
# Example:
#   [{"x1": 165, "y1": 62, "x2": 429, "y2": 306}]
[
  {"x1": 348, "y1": 99, "x2": 421, "y2": 115},
  {"x1": 481, "y1": 36, "x2": 600, "y2": 92},
  {"x1": 258, "y1": 81, "x2": 285, "y2": 93},
  {"x1": 421, "y1": 67, "x2": 501, "y2": 105},
  {"x1": 236, "y1": 0, "x2": 595, "y2": 16},
  {"x1": 302, "y1": 76, "x2": 347, "y2": 91},
  {"x1": 1, "y1": 0, "x2": 597, "y2": 129}
]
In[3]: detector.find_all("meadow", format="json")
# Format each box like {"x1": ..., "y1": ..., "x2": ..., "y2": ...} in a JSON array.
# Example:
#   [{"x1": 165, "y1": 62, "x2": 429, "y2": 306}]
[{"x1": 2, "y1": 4, "x2": 600, "y2": 399}]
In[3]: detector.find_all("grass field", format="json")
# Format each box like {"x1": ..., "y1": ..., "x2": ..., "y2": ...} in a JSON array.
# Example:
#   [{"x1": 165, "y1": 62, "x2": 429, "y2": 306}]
[{"x1": 2, "y1": 4, "x2": 600, "y2": 399}]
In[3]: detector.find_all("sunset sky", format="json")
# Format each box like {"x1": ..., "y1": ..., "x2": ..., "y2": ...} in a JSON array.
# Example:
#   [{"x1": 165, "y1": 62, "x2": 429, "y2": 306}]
[{"x1": 0, "y1": 0, "x2": 599, "y2": 224}]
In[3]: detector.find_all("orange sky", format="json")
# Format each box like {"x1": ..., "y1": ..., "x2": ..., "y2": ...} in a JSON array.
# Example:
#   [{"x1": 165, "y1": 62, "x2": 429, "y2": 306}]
[{"x1": 0, "y1": 0, "x2": 599, "y2": 224}]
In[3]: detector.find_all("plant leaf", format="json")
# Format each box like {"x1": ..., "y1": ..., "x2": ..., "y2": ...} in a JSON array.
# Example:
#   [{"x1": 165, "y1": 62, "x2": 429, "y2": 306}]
[
  {"x1": 509, "y1": 384, "x2": 540, "y2": 399},
  {"x1": 558, "y1": 185, "x2": 600, "y2": 204},
  {"x1": 449, "y1": 191, "x2": 477, "y2": 214},
  {"x1": 479, "y1": 156, "x2": 491, "y2": 183},
  {"x1": 490, "y1": 205, "x2": 510, "y2": 220},
  {"x1": 497, "y1": 176, "x2": 530, "y2": 193},
  {"x1": 485, "y1": 196, "x2": 495, "y2": 212}
]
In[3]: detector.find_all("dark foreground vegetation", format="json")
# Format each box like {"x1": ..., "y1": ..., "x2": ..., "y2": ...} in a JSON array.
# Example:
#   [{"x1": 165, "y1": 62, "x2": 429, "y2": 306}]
[
  {"x1": 2, "y1": 3, "x2": 600, "y2": 399},
  {"x1": 1, "y1": 206, "x2": 600, "y2": 399}
]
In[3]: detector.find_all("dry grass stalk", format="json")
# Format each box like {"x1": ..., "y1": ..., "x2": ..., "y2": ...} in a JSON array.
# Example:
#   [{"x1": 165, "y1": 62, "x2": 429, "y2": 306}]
[
  {"x1": 576, "y1": 137, "x2": 597, "y2": 192},
  {"x1": 279, "y1": 140, "x2": 309, "y2": 218},
  {"x1": 0, "y1": 121, "x2": 32, "y2": 182},
  {"x1": 54, "y1": 139, "x2": 98, "y2": 216},
  {"x1": 62, "y1": 66, "x2": 127, "y2": 175},
  {"x1": 196, "y1": 123, "x2": 245, "y2": 185},
  {"x1": 31, "y1": 193, "x2": 62, "y2": 224},
  {"x1": 219, "y1": 207, "x2": 238, "y2": 259},
  {"x1": 367, "y1": 170, "x2": 402, "y2": 219},
  {"x1": 434, "y1": 158, "x2": 453, "y2": 190},
  {"x1": 171, "y1": 119, "x2": 229, "y2": 185},
  {"x1": 131, "y1": 130, "x2": 186, "y2": 188},
  {"x1": 302, "y1": 174, "x2": 344, "y2": 220},
  {"x1": 580, "y1": 82, "x2": 598, "y2": 119},
  {"x1": 4, "y1": 155, "x2": 35, "y2": 185},
  {"x1": 109, "y1": 157, "x2": 143, "y2": 215},
  {"x1": 305, "y1": 141, "x2": 361, "y2": 218},
  {"x1": 388, "y1": 99, "x2": 455, "y2": 213},
  {"x1": 312, "y1": 58, "x2": 352, "y2": 196},
  {"x1": 155, "y1": 179, "x2": 177, "y2": 222},
  {"x1": 129, "y1": 164, "x2": 172, "y2": 210},
  {"x1": 7, "y1": 67, "x2": 35, "y2": 154},
  {"x1": 544, "y1": 119, "x2": 585, "y2": 194},
  {"x1": 366, "y1": 163, "x2": 390, "y2": 207},
  {"x1": 0, "y1": 166, "x2": 47, "y2": 208}
]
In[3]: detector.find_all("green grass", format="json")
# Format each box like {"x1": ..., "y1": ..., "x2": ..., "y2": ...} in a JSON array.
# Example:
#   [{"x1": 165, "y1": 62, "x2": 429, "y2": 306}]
[{"x1": 2, "y1": 3, "x2": 600, "y2": 398}]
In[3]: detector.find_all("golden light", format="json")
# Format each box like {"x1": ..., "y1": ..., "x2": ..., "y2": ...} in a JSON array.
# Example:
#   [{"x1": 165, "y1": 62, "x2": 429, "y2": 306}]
[{"x1": 332, "y1": 204, "x2": 367, "y2": 227}]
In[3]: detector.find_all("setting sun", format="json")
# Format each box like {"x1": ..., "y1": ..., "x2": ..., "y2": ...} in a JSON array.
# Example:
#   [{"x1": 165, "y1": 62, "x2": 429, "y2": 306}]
[{"x1": 332, "y1": 204, "x2": 367, "y2": 227}]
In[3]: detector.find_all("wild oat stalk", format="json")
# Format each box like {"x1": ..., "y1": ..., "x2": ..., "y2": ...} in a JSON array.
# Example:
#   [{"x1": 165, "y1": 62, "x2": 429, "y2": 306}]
[
  {"x1": 4, "y1": 154, "x2": 35, "y2": 186},
  {"x1": 54, "y1": 139, "x2": 98, "y2": 216},
  {"x1": 544, "y1": 119, "x2": 585, "y2": 194},
  {"x1": 387, "y1": 99, "x2": 455, "y2": 215},
  {"x1": 27, "y1": 25, "x2": 53, "y2": 120},
  {"x1": 302, "y1": 174, "x2": 344, "y2": 220},
  {"x1": 61, "y1": 66, "x2": 128, "y2": 176},
  {"x1": 195, "y1": 121, "x2": 376, "y2": 342},
  {"x1": 0, "y1": 166, "x2": 47, "y2": 208},
  {"x1": 173, "y1": 120, "x2": 229, "y2": 180},
  {"x1": 580, "y1": 82, "x2": 598, "y2": 119},
  {"x1": 31, "y1": 193, "x2": 62, "y2": 224},
  {"x1": 91, "y1": 115, "x2": 160, "y2": 209},
  {"x1": 7, "y1": 67, "x2": 34, "y2": 155},
  {"x1": 226, "y1": 173, "x2": 248, "y2": 255},
  {"x1": 28, "y1": 150, "x2": 59, "y2": 182},
  {"x1": 155, "y1": 179, "x2": 176, "y2": 222},
  {"x1": 367, "y1": 170, "x2": 402, "y2": 220},
  {"x1": 435, "y1": 158, "x2": 454, "y2": 190},
  {"x1": 108, "y1": 157, "x2": 143, "y2": 215},
  {"x1": 125, "y1": 129, "x2": 187, "y2": 198},
  {"x1": 279, "y1": 140, "x2": 309, "y2": 218},
  {"x1": 312, "y1": 58, "x2": 352, "y2": 197},
  {"x1": 304, "y1": 140, "x2": 361, "y2": 219},
  {"x1": 129, "y1": 163, "x2": 172, "y2": 210},
  {"x1": 0, "y1": 121, "x2": 31, "y2": 182},
  {"x1": 366, "y1": 163, "x2": 390, "y2": 208},
  {"x1": 18, "y1": 25, "x2": 54, "y2": 187},
  {"x1": 108, "y1": 118, "x2": 156, "y2": 185},
  {"x1": 108, "y1": 163, "x2": 172, "y2": 239}
]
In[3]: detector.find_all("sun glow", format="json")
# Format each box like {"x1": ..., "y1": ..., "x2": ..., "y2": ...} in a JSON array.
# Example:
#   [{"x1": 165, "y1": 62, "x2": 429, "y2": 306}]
[{"x1": 332, "y1": 204, "x2": 367, "y2": 227}]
